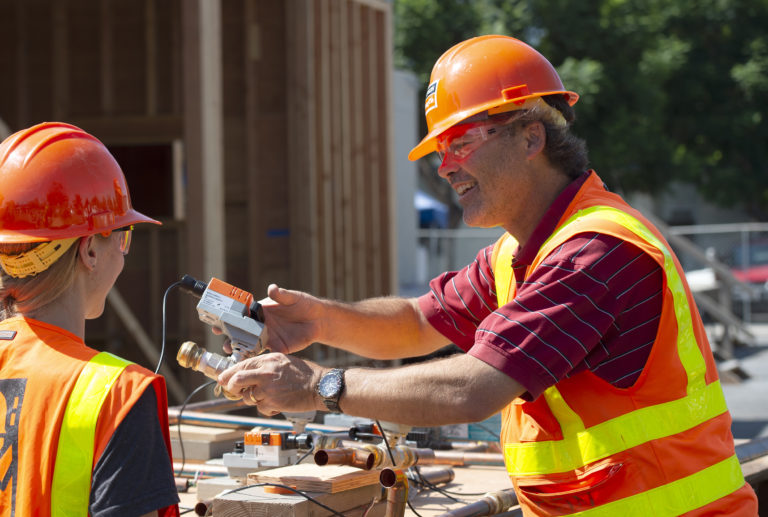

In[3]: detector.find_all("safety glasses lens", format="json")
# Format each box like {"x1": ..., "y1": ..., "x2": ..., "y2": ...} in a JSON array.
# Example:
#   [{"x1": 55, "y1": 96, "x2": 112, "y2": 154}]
[{"x1": 118, "y1": 226, "x2": 133, "y2": 255}]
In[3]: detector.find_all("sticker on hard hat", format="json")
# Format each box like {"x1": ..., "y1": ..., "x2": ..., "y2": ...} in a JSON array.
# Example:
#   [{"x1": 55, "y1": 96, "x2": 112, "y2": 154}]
[{"x1": 425, "y1": 80, "x2": 439, "y2": 115}]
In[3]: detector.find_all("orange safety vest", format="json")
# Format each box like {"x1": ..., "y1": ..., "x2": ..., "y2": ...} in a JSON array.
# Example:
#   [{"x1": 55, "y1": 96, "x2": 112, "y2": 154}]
[
  {"x1": 491, "y1": 172, "x2": 758, "y2": 516},
  {"x1": 0, "y1": 317, "x2": 179, "y2": 517}
]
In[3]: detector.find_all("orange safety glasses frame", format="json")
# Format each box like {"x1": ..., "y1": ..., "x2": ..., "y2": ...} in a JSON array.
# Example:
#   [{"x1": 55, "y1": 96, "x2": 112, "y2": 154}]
[
  {"x1": 100, "y1": 225, "x2": 134, "y2": 255},
  {"x1": 436, "y1": 111, "x2": 527, "y2": 164}
]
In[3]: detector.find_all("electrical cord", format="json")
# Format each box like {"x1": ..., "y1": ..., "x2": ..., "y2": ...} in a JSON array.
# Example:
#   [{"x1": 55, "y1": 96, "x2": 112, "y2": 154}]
[
  {"x1": 156, "y1": 280, "x2": 183, "y2": 374},
  {"x1": 175, "y1": 380, "x2": 217, "y2": 478},
  {"x1": 207, "y1": 483, "x2": 348, "y2": 517},
  {"x1": 408, "y1": 466, "x2": 477, "y2": 501},
  {"x1": 294, "y1": 447, "x2": 315, "y2": 465},
  {"x1": 375, "y1": 420, "x2": 423, "y2": 517}
]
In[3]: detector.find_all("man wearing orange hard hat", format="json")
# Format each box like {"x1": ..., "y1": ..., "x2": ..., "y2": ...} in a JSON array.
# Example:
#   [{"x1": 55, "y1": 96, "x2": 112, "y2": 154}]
[
  {"x1": 0, "y1": 122, "x2": 179, "y2": 516},
  {"x1": 219, "y1": 36, "x2": 758, "y2": 516}
]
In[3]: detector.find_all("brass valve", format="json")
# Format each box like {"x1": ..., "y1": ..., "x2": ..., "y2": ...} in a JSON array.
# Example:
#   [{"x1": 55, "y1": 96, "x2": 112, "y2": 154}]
[{"x1": 177, "y1": 341, "x2": 241, "y2": 400}]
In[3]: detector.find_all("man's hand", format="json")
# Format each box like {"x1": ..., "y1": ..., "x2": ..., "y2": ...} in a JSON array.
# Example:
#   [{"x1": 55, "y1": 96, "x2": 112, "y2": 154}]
[
  {"x1": 261, "y1": 284, "x2": 326, "y2": 354},
  {"x1": 217, "y1": 353, "x2": 326, "y2": 415}
]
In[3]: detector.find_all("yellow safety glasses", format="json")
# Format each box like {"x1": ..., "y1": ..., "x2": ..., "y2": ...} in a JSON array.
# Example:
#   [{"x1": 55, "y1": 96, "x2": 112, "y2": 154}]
[{"x1": 100, "y1": 225, "x2": 134, "y2": 255}]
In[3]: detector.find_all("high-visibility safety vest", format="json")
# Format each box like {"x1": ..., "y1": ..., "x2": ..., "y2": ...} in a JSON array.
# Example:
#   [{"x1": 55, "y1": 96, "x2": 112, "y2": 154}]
[
  {"x1": 491, "y1": 172, "x2": 758, "y2": 516},
  {"x1": 0, "y1": 317, "x2": 179, "y2": 517}
]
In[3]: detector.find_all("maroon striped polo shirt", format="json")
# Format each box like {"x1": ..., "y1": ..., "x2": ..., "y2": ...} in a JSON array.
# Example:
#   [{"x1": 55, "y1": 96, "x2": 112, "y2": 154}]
[{"x1": 418, "y1": 172, "x2": 664, "y2": 400}]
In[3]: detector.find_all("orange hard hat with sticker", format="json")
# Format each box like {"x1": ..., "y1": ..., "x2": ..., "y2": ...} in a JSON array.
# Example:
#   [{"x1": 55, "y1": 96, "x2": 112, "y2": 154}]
[
  {"x1": 409, "y1": 35, "x2": 579, "y2": 161},
  {"x1": 0, "y1": 122, "x2": 159, "y2": 242}
]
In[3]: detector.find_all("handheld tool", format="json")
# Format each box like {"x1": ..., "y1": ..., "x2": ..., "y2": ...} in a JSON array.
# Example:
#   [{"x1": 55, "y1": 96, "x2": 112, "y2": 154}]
[{"x1": 179, "y1": 274, "x2": 267, "y2": 362}]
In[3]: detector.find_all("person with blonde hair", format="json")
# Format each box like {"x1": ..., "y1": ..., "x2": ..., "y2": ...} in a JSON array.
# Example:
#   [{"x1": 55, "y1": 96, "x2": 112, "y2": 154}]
[{"x1": 0, "y1": 122, "x2": 179, "y2": 517}]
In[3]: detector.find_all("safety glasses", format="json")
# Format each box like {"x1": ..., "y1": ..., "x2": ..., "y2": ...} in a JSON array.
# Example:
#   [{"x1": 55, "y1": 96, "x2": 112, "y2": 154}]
[
  {"x1": 100, "y1": 225, "x2": 134, "y2": 255},
  {"x1": 436, "y1": 112, "x2": 525, "y2": 163}
]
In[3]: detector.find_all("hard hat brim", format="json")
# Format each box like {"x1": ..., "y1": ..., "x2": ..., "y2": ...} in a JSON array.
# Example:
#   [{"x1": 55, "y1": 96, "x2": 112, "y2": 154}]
[
  {"x1": 408, "y1": 91, "x2": 578, "y2": 162},
  {"x1": 0, "y1": 209, "x2": 162, "y2": 243}
]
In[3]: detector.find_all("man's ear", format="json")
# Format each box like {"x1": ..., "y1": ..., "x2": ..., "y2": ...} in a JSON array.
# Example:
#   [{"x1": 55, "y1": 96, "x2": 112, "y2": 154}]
[
  {"x1": 78, "y1": 236, "x2": 98, "y2": 271},
  {"x1": 523, "y1": 121, "x2": 546, "y2": 159}
]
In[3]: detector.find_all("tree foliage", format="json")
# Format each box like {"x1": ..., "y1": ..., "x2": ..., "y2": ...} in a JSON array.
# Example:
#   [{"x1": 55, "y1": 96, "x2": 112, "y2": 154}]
[{"x1": 394, "y1": 0, "x2": 768, "y2": 219}]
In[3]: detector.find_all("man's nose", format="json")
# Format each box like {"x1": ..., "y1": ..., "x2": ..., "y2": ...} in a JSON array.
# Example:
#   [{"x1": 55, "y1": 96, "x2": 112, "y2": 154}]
[{"x1": 437, "y1": 153, "x2": 459, "y2": 178}]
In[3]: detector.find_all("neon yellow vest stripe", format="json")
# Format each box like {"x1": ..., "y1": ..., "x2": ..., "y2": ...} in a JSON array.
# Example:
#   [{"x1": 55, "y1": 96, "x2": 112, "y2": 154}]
[
  {"x1": 51, "y1": 352, "x2": 131, "y2": 517},
  {"x1": 495, "y1": 206, "x2": 744, "y2": 514}
]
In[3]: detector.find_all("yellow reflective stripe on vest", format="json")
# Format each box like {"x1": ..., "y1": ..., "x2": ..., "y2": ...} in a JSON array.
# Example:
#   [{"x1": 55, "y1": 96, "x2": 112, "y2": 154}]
[
  {"x1": 568, "y1": 454, "x2": 743, "y2": 517},
  {"x1": 51, "y1": 352, "x2": 130, "y2": 517},
  {"x1": 504, "y1": 379, "x2": 728, "y2": 475},
  {"x1": 500, "y1": 206, "x2": 728, "y2": 476},
  {"x1": 543, "y1": 385, "x2": 585, "y2": 436},
  {"x1": 493, "y1": 233, "x2": 519, "y2": 306},
  {"x1": 550, "y1": 207, "x2": 706, "y2": 393}
]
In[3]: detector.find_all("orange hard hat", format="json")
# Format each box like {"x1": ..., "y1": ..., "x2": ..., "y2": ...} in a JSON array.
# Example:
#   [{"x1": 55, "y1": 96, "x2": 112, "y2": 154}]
[
  {"x1": 0, "y1": 122, "x2": 160, "y2": 243},
  {"x1": 408, "y1": 35, "x2": 579, "y2": 161}
]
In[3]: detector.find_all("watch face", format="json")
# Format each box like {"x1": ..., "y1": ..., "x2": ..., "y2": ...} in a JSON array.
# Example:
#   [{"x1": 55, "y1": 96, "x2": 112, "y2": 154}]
[{"x1": 319, "y1": 371, "x2": 343, "y2": 398}]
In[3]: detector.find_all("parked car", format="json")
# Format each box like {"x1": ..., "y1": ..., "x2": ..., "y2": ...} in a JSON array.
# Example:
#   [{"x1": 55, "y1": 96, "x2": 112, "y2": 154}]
[{"x1": 730, "y1": 240, "x2": 768, "y2": 286}]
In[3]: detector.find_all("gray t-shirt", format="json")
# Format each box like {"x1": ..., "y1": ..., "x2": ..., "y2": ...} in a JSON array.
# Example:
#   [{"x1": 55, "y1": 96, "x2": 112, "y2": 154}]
[{"x1": 89, "y1": 387, "x2": 179, "y2": 516}]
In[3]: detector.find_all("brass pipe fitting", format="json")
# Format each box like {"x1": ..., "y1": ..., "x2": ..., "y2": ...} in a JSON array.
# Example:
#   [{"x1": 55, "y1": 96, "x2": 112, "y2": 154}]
[
  {"x1": 176, "y1": 341, "x2": 240, "y2": 400},
  {"x1": 314, "y1": 447, "x2": 375, "y2": 470},
  {"x1": 380, "y1": 468, "x2": 409, "y2": 517}
]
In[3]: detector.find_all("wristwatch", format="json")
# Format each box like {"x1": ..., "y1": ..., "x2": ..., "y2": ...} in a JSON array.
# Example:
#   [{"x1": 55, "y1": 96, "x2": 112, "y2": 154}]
[{"x1": 316, "y1": 368, "x2": 346, "y2": 413}]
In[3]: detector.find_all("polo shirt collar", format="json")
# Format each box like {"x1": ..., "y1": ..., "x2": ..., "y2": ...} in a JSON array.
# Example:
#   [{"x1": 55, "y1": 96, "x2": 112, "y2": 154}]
[{"x1": 512, "y1": 170, "x2": 593, "y2": 266}]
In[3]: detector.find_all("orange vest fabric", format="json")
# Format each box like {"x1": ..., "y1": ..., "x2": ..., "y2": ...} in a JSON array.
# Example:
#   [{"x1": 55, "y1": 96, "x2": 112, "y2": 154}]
[
  {"x1": 492, "y1": 172, "x2": 758, "y2": 516},
  {"x1": 0, "y1": 316, "x2": 179, "y2": 517}
]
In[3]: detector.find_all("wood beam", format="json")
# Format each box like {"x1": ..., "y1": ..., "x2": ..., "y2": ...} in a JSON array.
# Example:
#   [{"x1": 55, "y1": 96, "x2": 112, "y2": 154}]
[{"x1": 182, "y1": 0, "x2": 225, "y2": 350}]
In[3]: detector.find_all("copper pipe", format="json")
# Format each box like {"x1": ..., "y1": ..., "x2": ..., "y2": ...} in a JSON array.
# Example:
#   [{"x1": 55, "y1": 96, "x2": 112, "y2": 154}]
[
  {"x1": 419, "y1": 450, "x2": 505, "y2": 467},
  {"x1": 410, "y1": 466, "x2": 455, "y2": 486},
  {"x1": 314, "y1": 447, "x2": 375, "y2": 470},
  {"x1": 174, "y1": 477, "x2": 189, "y2": 493},
  {"x1": 435, "y1": 488, "x2": 518, "y2": 517},
  {"x1": 380, "y1": 468, "x2": 409, "y2": 517},
  {"x1": 194, "y1": 500, "x2": 212, "y2": 516}
]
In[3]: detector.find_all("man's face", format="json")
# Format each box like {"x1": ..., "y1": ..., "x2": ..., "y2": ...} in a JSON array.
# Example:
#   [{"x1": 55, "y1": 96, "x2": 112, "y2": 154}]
[{"x1": 436, "y1": 116, "x2": 533, "y2": 229}]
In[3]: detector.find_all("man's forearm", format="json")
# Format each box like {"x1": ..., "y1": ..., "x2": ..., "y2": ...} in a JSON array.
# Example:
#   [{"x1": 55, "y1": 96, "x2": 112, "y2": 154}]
[
  {"x1": 319, "y1": 296, "x2": 451, "y2": 360},
  {"x1": 331, "y1": 353, "x2": 523, "y2": 426}
]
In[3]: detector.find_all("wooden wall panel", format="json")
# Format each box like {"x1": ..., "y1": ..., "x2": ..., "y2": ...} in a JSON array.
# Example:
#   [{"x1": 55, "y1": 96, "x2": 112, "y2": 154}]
[
  {"x1": 0, "y1": 0, "x2": 394, "y2": 377},
  {"x1": 289, "y1": 0, "x2": 392, "y2": 301},
  {"x1": 67, "y1": 0, "x2": 102, "y2": 116}
]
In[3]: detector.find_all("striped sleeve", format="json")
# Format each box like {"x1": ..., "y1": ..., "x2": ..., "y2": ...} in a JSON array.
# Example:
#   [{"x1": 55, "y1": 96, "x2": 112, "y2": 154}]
[
  {"x1": 468, "y1": 233, "x2": 662, "y2": 399},
  {"x1": 418, "y1": 244, "x2": 498, "y2": 349}
]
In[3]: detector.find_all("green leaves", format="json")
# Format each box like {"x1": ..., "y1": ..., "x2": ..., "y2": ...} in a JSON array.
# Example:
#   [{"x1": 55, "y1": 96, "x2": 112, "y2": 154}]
[{"x1": 395, "y1": 0, "x2": 768, "y2": 219}]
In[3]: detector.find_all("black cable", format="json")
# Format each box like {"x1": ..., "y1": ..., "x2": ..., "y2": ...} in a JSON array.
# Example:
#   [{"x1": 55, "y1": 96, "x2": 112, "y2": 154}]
[
  {"x1": 156, "y1": 280, "x2": 183, "y2": 374},
  {"x1": 294, "y1": 447, "x2": 315, "y2": 465},
  {"x1": 178, "y1": 507, "x2": 195, "y2": 515},
  {"x1": 408, "y1": 466, "x2": 467, "y2": 502},
  {"x1": 375, "y1": 420, "x2": 424, "y2": 517},
  {"x1": 175, "y1": 380, "x2": 216, "y2": 478},
  {"x1": 217, "y1": 483, "x2": 348, "y2": 517}
]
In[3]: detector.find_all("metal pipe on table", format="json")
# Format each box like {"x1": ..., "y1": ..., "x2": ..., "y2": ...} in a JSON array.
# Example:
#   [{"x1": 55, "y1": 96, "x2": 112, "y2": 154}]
[
  {"x1": 434, "y1": 488, "x2": 519, "y2": 517},
  {"x1": 167, "y1": 408, "x2": 345, "y2": 434},
  {"x1": 194, "y1": 500, "x2": 212, "y2": 516},
  {"x1": 418, "y1": 450, "x2": 505, "y2": 467},
  {"x1": 408, "y1": 466, "x2": 455, "y2": 487},
  {"x1": 314, "y1": 447, "x2": 376, "y2": 470},
  {"x1": 380, "y1": 468, "x2": 409, "y2": 517}
]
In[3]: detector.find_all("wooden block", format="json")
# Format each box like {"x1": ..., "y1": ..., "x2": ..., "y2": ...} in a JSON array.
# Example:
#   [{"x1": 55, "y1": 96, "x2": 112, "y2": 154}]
[
  {"x1": 247, "y1": 464, "x2": 381, "y2": 493},
  {"x1": 196, "y1": 476, "x2": 245, "y2": 501},
  {"x1": 169, "y1": 424, "x2": 243, "y2": 461},
  {"x1": 213, "y1": 483, "x2": 385, "y2": 517},
  {"x1": 170, "y1": 424, "x2": 244, "y2": 442}
]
